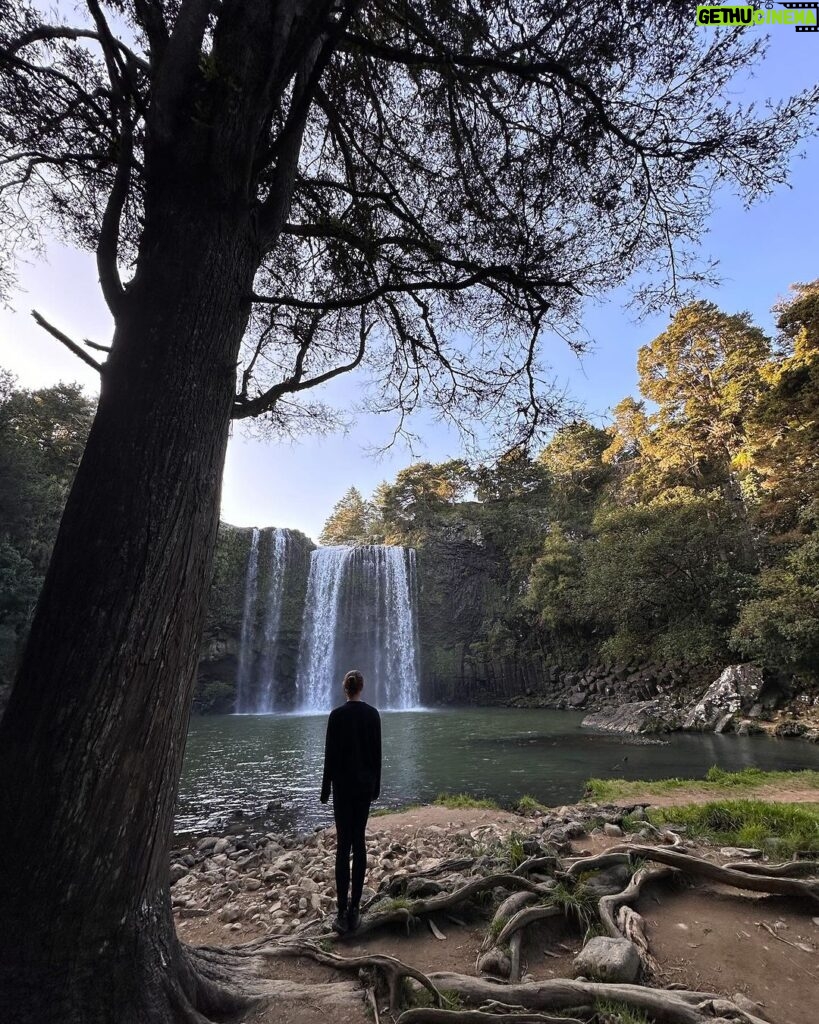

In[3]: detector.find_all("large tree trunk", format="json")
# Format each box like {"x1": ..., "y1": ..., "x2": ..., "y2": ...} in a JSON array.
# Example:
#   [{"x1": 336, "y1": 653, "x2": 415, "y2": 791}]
[{"x1": 0, "y1": 196, "x2": 258, "y2": 1022}]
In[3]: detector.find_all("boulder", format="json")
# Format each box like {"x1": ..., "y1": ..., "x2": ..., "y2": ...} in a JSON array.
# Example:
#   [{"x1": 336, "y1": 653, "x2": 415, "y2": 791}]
[
  {"x1": 573, "y1": 936, "x2": 640, "y2": 983},
  {"x1": 682, "y1": 664, "x2": 764, "y2": 732},
  {"x1": 582, "y1": 699, "x2": 681, "y2": 735},
  {"x1": 169, "y1": 863, "x2": 189, "y2": 886}
]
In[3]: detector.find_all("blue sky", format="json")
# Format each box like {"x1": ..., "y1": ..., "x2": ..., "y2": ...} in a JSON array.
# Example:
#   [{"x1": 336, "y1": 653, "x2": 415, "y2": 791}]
[{"x1": 1, "y1": 25, "x2": 817, "y2": 543}]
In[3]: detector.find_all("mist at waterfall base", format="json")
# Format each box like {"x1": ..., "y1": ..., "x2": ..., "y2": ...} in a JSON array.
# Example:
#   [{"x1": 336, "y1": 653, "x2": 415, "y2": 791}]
[{"x1": 234, "y1": 535, "x2": 422, "y2": 714}]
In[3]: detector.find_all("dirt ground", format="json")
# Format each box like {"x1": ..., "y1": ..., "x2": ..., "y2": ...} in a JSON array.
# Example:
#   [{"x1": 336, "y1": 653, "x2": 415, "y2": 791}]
[
  {"x1": 177, "y1": 804, "x2": 818, "y2": 1024},
  {"x1": 636, "y1": 882, "x2": 818, "y2": 1024}
]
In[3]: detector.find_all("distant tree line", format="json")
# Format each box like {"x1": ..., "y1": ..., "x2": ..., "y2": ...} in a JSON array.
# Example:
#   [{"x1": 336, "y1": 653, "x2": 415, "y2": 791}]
[
  {"x1": 321, "y1": 281, "x2": 819, "y2": 681},
  {"x1": 0, "y1": 373, "x2": 95, "y2": 688}
]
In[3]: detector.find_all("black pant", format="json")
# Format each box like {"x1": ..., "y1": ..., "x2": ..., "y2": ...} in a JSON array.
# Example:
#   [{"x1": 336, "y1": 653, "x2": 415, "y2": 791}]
[{"x1": 332, "y1": 791, "x2": 371, "y2": 912}]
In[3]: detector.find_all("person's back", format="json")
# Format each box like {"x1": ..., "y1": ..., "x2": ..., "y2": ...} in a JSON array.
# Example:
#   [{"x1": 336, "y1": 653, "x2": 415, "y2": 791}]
[
  {"x1": 322, "y1": 699, "x2": 381, "y2": 800},
  {"x1": 320, "y1": 669, "x2": 382, "y2": 934}
]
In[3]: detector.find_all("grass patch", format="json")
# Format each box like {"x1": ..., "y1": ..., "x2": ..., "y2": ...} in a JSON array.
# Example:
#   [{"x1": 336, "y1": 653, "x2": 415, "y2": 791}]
[
  {"x1": 505, "y1": 831, "x2": 527, "y2": 869},
  {"x1": 595, "y1": 999, "x2": 652, "y2": 1024},
  {"x1": 584, "y1": 767, "x2": 819, "y2": 803},
  {"x1": 647, "y1": 799, "x2": 819, "y2": 856},
  {"x1": 545, "y1": 881, "x2": 597, "y2": 931},
  {"x1": 434, "y1": 793, "x2": 499, "y2": 810},
  {"x1": 514, "y1": 794, "x2": 548, "y2": 815}
]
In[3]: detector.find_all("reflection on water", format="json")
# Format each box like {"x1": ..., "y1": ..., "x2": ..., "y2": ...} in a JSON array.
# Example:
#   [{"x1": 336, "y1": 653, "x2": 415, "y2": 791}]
[{"x1": 176, "y1": 708, "x2": 819, "y2": 835}]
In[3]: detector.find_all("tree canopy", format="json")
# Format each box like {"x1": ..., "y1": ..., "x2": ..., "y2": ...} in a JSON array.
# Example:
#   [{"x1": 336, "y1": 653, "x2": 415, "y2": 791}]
[
  {"x1": 1, "y1": 0, "x2": 816, "y2": 450},
  {"x1": 342, "y1": 281, "x2": 819, "y2": 678}
]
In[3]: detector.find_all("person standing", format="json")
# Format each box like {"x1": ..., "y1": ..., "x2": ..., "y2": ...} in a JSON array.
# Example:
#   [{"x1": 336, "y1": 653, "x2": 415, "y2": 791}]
[{"x1": 320, "y1": 669, "x2": 382, "y2": 933}]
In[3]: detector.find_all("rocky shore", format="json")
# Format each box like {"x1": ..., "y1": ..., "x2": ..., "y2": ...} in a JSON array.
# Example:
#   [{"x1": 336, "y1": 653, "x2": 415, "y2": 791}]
[
  {"x1": 504, "y1": 662, "x2": 819, "y2": 741},
  {"x1": 169, "y1": 796, "x2": 818, "y2": 1024}
]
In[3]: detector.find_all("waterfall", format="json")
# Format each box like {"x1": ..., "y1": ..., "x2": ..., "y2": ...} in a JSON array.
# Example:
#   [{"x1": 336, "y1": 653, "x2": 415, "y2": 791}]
[
  {"x1": 235, "y1": 527, "x2": 260, "y2": 713},
  {"x1": 295, "y1": 545, "x2": 421, "y2": 712},
  {"x1": 295, "y1": 546, "x2": 352, "y2": 712},
  {"x1": 254, "y1": 528, "x2": 289, "y2": 713}
]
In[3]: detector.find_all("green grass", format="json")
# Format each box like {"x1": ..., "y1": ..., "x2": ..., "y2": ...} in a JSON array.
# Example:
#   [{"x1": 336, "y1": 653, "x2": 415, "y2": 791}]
[
  {"x1": 514, "y1": 793, "x2": 548, "y2": 815},
  {"x1": 594, "y1": 999, "x2": 652, "y2": 1024},
  {"x1": 647, "y1": 799, "x2": 819, "y2": 856},
  {"x1": 505, "y1": 831, "x2": 527, "y2": 869},
  {"x1": 381, "y1": 895, "x2": 413, "y2": 911},
  {"x1": 434, "y1": 792, "x2": 499, "y2": 810},
  {"x1": 584, "y1": 766, "x2": 819, "y2": 803},
  {"x1": 544, "y1": 881, "x2": 597, "y2": 931}
]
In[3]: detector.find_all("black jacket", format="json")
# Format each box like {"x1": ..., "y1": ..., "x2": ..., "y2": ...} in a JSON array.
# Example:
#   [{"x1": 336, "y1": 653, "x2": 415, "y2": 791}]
[{"x1": 320, "y1": 700, "x2": 381, "y2": 803}]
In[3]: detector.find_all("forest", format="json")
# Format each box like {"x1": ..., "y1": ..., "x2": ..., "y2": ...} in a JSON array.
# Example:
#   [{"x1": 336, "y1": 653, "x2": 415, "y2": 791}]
[
  {"x1": 4, "y1": 281, "x2": 816, "y2": 708},
  {"x1": 320, "y1": 284, "x2": 819, "y2": 684}
]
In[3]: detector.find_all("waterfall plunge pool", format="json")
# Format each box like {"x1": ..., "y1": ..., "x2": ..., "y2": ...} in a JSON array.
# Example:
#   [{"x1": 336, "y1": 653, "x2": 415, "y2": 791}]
[{"x1": 176, "y1": 708, "x2": 819, "y2": 835}]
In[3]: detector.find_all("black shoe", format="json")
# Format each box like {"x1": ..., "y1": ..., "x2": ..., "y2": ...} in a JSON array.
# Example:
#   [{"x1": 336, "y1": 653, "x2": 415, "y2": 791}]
[
  {"x1": 331, "y1": 911, "x2": 349, "y2": 934},
  {"x1": 346, "y1": 906, "x2": 361, "y2": 932}
]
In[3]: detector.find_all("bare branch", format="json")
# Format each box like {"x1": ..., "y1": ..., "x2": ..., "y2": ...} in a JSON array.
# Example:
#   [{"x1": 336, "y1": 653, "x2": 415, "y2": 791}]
[{"x1": 31, "y1": 310, "x2": 104, "y2": 374}]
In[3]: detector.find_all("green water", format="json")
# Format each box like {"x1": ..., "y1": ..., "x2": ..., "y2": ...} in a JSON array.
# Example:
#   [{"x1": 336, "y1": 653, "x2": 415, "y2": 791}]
[{"x1": 177, "y1": 708, "x2": 819, "y2": 835}]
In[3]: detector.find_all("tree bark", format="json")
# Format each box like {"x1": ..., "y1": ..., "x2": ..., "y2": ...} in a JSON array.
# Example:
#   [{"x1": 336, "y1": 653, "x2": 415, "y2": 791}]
[{"x1": 0, "y1": 193, "x2": 258, "y2": 1021}]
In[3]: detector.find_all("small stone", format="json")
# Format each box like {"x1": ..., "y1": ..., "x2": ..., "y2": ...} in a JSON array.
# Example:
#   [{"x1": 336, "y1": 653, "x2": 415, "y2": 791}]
[
  {"x1": 573, "y1": 937, "x2": 640, "y2": 984},
  {"x1": 196, "y1": 836, "x2": 220, "y2": 852},
  {"x1": 218, "y1": 903, "x2": 242, "y2": 923},
  {"x1": 603, "y1": 823, "x2": 624, "y2": 837},
  {"x1": 169, "y1": 863, "x2": 188, "y2": 886},
  {"x1": 244, "y1": 878, "x2": 262, "y2": 891},
  {"x1": 213, "y1": 838, "x2": 230, "y2": 855}
]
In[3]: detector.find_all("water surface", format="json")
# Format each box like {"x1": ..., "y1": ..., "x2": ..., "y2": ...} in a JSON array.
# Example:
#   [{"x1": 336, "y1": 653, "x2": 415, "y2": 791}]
[{"x1": 177, "y1": 708, "x2": 819, "y2": 834}]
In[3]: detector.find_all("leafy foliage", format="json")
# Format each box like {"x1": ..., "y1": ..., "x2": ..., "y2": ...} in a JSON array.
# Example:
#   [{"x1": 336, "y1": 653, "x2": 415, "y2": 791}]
[
  {"x1": 0, "y1": 373, "x2": 95, "y2": 682},
  {"x1": 319, "y1": 487, "x2": 376, "y2": 546},
  {"x1": 331, "y1": 281, "x2": 819, "y2": 682}
]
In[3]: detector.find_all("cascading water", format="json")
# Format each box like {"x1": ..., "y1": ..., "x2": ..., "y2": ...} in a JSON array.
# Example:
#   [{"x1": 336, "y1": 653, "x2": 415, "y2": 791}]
[
  {"x1": 253, "y1": 528, "x2": 289, "y2": 713},
  {"x1": 235, "y1": 527, "x2": 260, "y2": 713},
  {"x1": 295, "y1": 545, "x2": 421, "y2": 712}
]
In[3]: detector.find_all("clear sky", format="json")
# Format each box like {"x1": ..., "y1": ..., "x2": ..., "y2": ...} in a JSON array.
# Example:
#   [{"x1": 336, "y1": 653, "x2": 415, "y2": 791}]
[{"x1": 1, "y1": 26, "x2": 817, "y2": 544}]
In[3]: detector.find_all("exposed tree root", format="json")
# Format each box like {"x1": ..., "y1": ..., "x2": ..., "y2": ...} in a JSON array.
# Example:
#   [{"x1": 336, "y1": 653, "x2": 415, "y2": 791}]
[
  {"x1": 494, "y1": 905, "x2": 563, "y2": 949},
  {"x1": 513, "y1": 854, "x2": 559, "y2": 877},
  {"x1": 227, "y1": 832, "x2": 816, "y2": 1024},
  {"x1": 256, "y1": 938, "x2": 446, "y2": 1010},
  {"x1": 509, "y1": 931, "x2": 524, "y2": 983},
  {"x1": 396, "y1": 1009, "x2": 584, "y2": 1024},
  {"x1": 617, "y1": 905, "x2": 660, "y2": 977},
  {"x1": 598, "y1": 865, "x2": 676, "y2": 941},
  {"x1": 327, "y1": 873, "x2": 552, "y2": 941},
  {"x1": 607, "y1": 845, "x2": 819, "y2": 904},
  {"x1": 722, "y1": 859, "x2": 819, "y2": 878},
  {"x1": 425, "y1": 973, "x2": 774, "y2": 1024},
  {"x1": 565, "y1": 852, "x2": 633, "y2": 878}
]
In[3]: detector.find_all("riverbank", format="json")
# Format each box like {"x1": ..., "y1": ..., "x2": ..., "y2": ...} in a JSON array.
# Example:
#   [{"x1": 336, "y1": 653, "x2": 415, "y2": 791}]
[
  {"x1": 171, "y1": 773, "x2": 818, "y2": 1024},
  {"x1": 500, "y1": 662, "x2": 819, "y2": 743}
]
